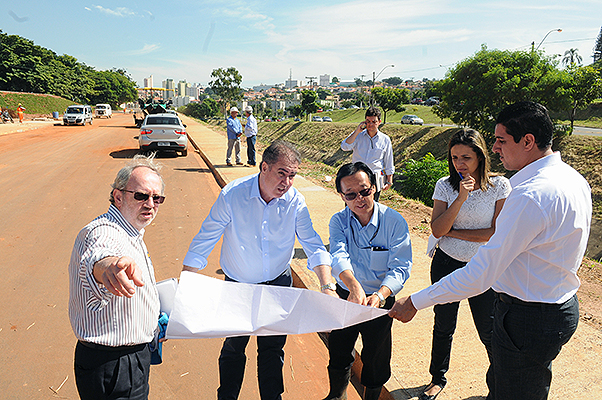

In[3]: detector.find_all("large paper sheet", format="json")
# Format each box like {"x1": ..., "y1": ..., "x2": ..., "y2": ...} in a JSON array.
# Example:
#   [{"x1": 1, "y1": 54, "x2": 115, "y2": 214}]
[{"x1": 165, "y1": 271, "x2": 389, "y2": 339}]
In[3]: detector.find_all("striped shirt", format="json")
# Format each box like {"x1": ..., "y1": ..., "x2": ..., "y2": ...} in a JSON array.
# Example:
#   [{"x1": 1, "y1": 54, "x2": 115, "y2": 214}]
[{"x1": 68, "y1": 205, "x2": 160, "y2": 346}]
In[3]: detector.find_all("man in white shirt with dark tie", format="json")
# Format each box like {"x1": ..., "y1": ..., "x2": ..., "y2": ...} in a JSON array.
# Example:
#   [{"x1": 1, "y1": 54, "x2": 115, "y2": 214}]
[
  {"x1": 183, "y1": 140, "x2": 335, "y2": 400},
  {"x1": 389, "y1": 102, "x2": 592, "y2": 400}
]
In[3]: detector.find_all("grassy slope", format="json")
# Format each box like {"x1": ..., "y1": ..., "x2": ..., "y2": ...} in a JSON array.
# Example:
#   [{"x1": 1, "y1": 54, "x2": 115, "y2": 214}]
[{"x1": 0, "y1": 91, "x2": 77, "y2": 115}]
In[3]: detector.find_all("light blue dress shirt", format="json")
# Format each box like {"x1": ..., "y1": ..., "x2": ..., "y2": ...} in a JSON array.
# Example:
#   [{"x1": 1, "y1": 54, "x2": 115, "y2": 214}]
[
  {"x1": 329, "y1": 202, "x2": 412, "y2": 295},
  {"x1": 183, "y1": 174, "x2": 332, "y2": 283},
  {"x1": 226, "y1": 116, "x2": 242, "y2": 140},
  {"x1": 340, "y1": 129, "x2": 395, "y2": 177}
]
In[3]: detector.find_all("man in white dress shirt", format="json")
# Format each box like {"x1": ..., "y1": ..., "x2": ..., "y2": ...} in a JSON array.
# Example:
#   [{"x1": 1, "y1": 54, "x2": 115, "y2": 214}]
[
  {"x1": 341, "y1": 106, "x2": 394, "y2": 202},
  {"x1": 389, "y1": 102, "x2": 592, "y2": 400},
  {"x1": 69, "y1": 155, "x2": 165, "y2": 399},
  {"x1": 183, "y1": 140, "x2": 336, "y2": 400},
  {"x1": 244, "y1": 105, "x2": 258, "y2": 166}
]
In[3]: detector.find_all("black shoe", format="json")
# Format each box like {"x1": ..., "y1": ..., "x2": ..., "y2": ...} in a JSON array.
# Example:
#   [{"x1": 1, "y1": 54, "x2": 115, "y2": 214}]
[{"x1": 418, "y1": 384, "x2": 443, "y2": 400}]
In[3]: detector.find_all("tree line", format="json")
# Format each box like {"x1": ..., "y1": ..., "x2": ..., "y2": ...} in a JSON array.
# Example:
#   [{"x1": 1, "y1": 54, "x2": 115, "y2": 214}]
[{"x1": 0, "y1": 30, "x2": 138, "y2": 108}]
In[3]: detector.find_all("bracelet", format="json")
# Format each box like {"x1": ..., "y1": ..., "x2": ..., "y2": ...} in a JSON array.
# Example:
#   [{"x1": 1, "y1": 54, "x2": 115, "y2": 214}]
[{"x1": 321, "y1": 282, "x2": 337, "y2": 292}]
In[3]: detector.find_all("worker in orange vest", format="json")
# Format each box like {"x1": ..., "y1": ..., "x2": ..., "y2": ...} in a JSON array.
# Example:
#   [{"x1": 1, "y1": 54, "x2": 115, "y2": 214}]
[{"x1": 17, "y1": 103, "x2": 26, "y2": 123}]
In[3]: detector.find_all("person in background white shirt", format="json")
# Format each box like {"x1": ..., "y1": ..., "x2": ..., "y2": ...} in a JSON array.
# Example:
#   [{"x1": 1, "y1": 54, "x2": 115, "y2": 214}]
[
  {"x1": 69, "y1": 155, "x2": 166, "y2": 400},
  {"x1": 389, "y1": 102, "x2": 592, "y2": 400},
  {"x1": 420, "y1": 129, "x2": 510, "y2": 400},
  {"x1": 243, "y1": 105, "x2": 258, "y2": 166},
  {"x1": 341, "y1": 107, "x2": 394, "y2": 201},
  {"x1": 183, "y1": 140, "x2": 336, "y2": 400}
]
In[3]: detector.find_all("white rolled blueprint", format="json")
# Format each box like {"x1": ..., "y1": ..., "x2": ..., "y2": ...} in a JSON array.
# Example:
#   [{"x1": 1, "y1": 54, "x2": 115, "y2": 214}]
[{"x1": 165, "y1": 271, "x2": 389, "y2": 339}]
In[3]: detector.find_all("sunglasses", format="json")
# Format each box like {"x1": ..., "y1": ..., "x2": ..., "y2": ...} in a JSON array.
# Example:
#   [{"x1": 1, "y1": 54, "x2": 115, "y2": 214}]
[
  {"x1": 121, "y1": 189, "x2": 165, "y2": 204},
  {"x1": 342, "y1": 187, "x2": 373, "y2": 201}
]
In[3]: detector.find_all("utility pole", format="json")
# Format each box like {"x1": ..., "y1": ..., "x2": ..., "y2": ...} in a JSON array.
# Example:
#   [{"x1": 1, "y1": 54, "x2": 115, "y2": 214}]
[{"x1": 305, "y1": 76, "x2": 317, "y2": 88}]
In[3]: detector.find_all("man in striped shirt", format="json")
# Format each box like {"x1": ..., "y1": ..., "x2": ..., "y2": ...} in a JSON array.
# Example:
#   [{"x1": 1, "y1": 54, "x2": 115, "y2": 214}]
[{"x1": 69, "y1": 155, "x2": 165, "y2": 400}]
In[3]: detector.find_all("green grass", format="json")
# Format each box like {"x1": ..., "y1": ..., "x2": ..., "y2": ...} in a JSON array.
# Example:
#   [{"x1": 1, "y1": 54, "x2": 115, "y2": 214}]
[
  {"x1": 319, "y1": 105, "x2": 454, "y2": 125},
  {"x1": 0, "y1": 91, "x2": 78, "y2": 115}
]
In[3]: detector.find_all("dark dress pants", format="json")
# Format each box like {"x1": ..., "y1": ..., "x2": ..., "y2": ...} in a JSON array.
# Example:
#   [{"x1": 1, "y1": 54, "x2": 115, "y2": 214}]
[
  {"x1": 428, "y1": 248, "x2": 494, "y2": 390},
  {"x1": 246, "y1": 135, "x2": 256, "y2": 165},
  {"x1": 327, "y1": 285, "x2": 395, "y2": 390},
  {"x1": 489, "y1": 293, "x2": 579, "y2": 400},
  {"x1": 217, "y1": 270, "x2": 292, "y2": 400},
  {"x1": 74, "y1": 341, "x2": 150, "y2": 400}
]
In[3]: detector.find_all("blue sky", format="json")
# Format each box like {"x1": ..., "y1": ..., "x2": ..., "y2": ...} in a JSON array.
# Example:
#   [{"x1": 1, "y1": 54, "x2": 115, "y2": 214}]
[{"x1": 2, "y1": 1, "x2": 601, "y2": 88}]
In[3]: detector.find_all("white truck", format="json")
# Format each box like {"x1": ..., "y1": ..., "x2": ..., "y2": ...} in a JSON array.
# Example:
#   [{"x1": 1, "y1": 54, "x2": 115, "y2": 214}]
[{"x1": 95, "y1": 104, "x2": 112, "y2": 118}]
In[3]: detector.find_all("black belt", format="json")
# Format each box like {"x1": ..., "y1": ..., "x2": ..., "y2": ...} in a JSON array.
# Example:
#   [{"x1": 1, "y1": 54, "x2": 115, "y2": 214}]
[
  {"x1": 78, "y1": 340, "x2": 148, "y2": 352},
  {"x1": 495, "y1": 292, "x2": 544, "y2": 307}
]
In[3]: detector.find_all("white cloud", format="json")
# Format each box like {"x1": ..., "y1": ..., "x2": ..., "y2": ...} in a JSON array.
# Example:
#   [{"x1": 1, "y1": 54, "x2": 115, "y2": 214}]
[
  {"x1": 129, "y1": 44, "x2": 161, "y2": 55},
  {"x1": 92, "y1": 5, "x2": 137, "y2": 17}
]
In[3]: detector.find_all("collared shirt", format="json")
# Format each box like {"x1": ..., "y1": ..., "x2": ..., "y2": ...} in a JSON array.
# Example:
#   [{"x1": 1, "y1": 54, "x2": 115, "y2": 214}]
[
  {"x1": 226, "y1": 115, "x2": 243, "y2": 140},
  {"x1": 244, "y1": 114, "x2": 258, "y2": 137},
  {"x1": 329, "y1": 202, "x2": 412, "y2": 295},
  {"x1": 340, "y1": 129, "x2": 395, "y2": 176},
  {"x1": 183, "y1": 174, "x2": 332, "y2": 283},
  {"x1": 68, "y1": 205, "x2": 160, "y2": 346},
  {"x1": 412, "y1": 152, "x2": 592, "y2": 309}
]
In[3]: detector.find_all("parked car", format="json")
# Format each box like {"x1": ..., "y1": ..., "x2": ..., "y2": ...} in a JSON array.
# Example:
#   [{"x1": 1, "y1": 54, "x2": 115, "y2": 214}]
[
  {"x1": 294, "y1": 117, "x2": 301, "y2": 121},
  {"x1": 264, "y1": 117, "x2": 272, "y2": 122},
  {"x1": 401, "y1": 114, "x2": 424, "y2": 125},
  {"x1": 425, "y1": 96, "x2": 440, "y2": 106},
  {"x1": 95, "y1": 104, "x2": 112, "y2": 118},
  {"x1": 311, "y1": 116, "x2": 323, "y2": 122},
  {"x1": 63, "y1": 105, "x2": 93, "y2": 126},
  {"x1": 411, "y1": 98, "x2": 424, "y2": 105},
  {"x1": 138, "y1": 113, "x2": 188, "y2": 157},
  {"x1": 322, "y1": 116, "x2": 333, "y2": 122}
]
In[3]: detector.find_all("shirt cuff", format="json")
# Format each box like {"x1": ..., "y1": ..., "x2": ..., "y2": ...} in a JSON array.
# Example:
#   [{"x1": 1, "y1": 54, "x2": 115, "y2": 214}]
[
  {"x1": 411, "y1": 288, "x2": 435, "y2": 310},
  {"x1": 306, "y1": 250, "x2": 332, "y2": 270},
  {"x1": 381, "y1": 277, "x2": 402, "y2": 296},
  {"x1": 331, "y1": 259, "x2": 353, "y2": 278},
  {"x1": 182, "y1": 252, "x2": 208, "y2": 270}
]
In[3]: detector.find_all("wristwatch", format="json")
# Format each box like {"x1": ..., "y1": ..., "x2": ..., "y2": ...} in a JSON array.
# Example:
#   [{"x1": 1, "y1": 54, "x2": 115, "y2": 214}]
[
  {"x1": 372, "y1": 291, "x2": 386, "y2": 308},
  {"x1": 321, "y1": 282, "x2": 337, "y2": 292}
]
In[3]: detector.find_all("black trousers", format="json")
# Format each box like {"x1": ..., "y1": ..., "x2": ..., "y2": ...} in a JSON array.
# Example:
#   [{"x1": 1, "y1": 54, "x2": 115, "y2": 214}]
[
  {"x1": 326, "y1": 285, "x2": 395, "y2": 389},
  {"x1": 74, "y1": 341, "x2": 151, "y2": 400},
  {"x1": 428, "y1": 248, "x2": 494, "y2": 389},
  {"x1": 217, "y1": 270, "x2": 292, "y2": 400}
]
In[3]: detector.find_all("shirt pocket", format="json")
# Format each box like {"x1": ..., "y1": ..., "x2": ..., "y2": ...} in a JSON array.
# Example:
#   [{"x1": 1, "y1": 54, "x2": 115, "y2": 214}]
[{"x1": 369, "y1": 249, "x2": 389, "y2": 272}]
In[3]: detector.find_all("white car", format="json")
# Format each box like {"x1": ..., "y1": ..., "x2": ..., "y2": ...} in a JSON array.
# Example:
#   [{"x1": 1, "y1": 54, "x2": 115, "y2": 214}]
[
  {"x1": 138, "y1": 113, "x2": 188, "y2": 157},
  {"x1": 63, "y1": 105, "x2": 93, "y2": 126},
  {"x1": 401, "y1": 114, "x2": 424, "y2": 125},
  {"x1": 312, "y1": 116, "x2": 323, "y2": 122},
  {"x1": 95, "y1": 104, "x2": 112, "y2": 118}
]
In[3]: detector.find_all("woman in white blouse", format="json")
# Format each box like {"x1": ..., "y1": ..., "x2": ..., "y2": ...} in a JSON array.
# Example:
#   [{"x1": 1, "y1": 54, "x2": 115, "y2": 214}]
[{"x1": 420, "y1": 129, "x2": 511, "y2": 400}]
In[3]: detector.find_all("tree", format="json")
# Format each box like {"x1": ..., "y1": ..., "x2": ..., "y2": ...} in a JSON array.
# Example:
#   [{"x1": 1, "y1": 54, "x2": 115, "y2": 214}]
[
  {"x1": 184, "y1": 98, "x2": 219, "y2": 120},
  {"x1": 300, "y1": 89, "x2": 319, "y2": 120},
  {"x1": 433, "y1": 45, "x2": 565, "y2": 136},
  {"x1": 593, "y1": 26, "x2": 602, "y2": 64},
  {"x1": 316, "y1": 88, "x2": 331, "y2": 100},
  {"x1": 562, "y1": 65, "x2": 602, "y2": 131},
  {"x1": 354, "y1": 78, "x2": 365, "y2": 87},
  {"x1": 372, "y1": 87, "x2": 409, "y2": 123},
  {"x1": 382, "y1": 76, "x2": 403, "y2": 86},
  {"x1": 562, "y1": 48, "x2": 582, "y2": 67},
  {"x1": 287, "y1": 104, "x2": 304, "y2": 118},
  {"x1": 208, "y1": 67, "x2": 243, "y2": 115},
  {"x1": 331, "y1": 76, "x2": 340, "y2": 84}
]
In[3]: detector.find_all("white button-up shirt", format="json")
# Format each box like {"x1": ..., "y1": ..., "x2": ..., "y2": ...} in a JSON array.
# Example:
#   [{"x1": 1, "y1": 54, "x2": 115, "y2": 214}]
[
  {"x1": 413, "y1": 152, "x2": 592, "y2": 308},
  {"x1": 244, "y1": 114, "x2": 257, "y2": 137},
  {"x1": 183, "y1": 174, "x2": 331, "y2": 283},
  {"x1": 341, "y1": 129, "x2": 395, "y2": 177},
  {"x1": 68, "y1": 205, "x2": 160, "y2": 346}
]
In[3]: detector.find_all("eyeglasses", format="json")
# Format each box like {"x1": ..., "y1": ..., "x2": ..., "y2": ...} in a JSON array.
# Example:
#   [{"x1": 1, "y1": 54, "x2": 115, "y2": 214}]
[
  {"x1": 121, "y1": 189, "x2": 165, "y2": 204},
  {"x1": 342, "y1": 187, "x2": 373, "y2": 201}
]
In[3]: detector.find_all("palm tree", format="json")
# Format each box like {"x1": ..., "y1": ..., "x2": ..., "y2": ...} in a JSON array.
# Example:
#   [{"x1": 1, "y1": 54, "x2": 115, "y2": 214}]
[{"x1": 562, "y1": 48, "x2": 583, "y2": 67}]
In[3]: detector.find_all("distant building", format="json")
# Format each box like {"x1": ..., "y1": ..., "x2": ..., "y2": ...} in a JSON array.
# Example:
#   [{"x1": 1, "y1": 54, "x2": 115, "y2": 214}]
[
  {"x1": 177, "y1": 80, "x2": 191, "y2": 97},
  {"x1": 172, "y1": 96, "x2": 195, "y2": 108},
  {"x1": 319, "y1": 74, "x2": 330, "y2": 87},
  {"x1": 285, "y1": 79, "x2": 301, "y2": 89},
  {"x1": 253, "y1": 84, "x2": 276, "y2": 92},
  {"x1": 186, "y1": 83, "x2": 202, "y2": 99},
  {"x1": 143, "y1": 75, "x2": 153, "y2": 89},
  {"x1": 162, "y1": 79, "x2": 175, "y2": 100}
]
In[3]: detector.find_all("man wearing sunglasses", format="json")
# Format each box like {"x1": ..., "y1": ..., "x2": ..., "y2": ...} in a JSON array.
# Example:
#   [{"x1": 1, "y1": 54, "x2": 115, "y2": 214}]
[
  {"x1": 68, "y1": 155, "x2": 166, "y2": 399},
  {"x1": 323, "y1": 162, "x2": 412, "y2": 400},
  {"x1": 341, "y1": 107, "x2": 394, "y2": 202},
  {"x1": 183, "y1": 140, "x2": 335, "y2": 400}
]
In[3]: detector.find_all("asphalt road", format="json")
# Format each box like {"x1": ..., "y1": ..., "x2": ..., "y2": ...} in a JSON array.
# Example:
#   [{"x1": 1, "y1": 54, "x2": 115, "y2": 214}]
[{"x1": 0, "y1": 114, "x2": 350, "y2": 399}]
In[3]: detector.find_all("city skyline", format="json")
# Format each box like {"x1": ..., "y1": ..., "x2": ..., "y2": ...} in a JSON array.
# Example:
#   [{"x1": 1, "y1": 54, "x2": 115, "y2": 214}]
[{"x1": 2, "y1": 1, "x2": 600, "y2": 89}]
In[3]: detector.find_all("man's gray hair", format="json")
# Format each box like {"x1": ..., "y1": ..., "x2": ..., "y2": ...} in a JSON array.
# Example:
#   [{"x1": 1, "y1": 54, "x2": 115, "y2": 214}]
[
  {"x1": 109, "y1": 154, "x2": 164, "y2": 205},
  {"x1": 261, "y1": 140, "x2": 301, "y2": 167}
]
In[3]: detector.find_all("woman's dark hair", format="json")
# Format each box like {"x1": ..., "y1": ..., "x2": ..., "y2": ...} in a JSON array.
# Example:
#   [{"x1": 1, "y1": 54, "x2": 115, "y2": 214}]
[
  {"x1": 447, "y1": 128, "x2": 493, "y2": 192},
  {"x1": 335, "y1": 162, "x2": 376, "y2": 193}
]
